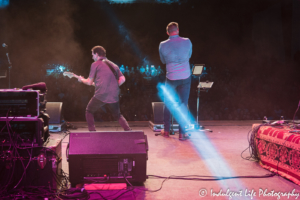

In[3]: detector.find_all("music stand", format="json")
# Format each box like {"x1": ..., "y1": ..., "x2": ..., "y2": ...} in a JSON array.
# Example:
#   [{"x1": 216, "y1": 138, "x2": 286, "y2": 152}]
[{"x1": 192, "y1": 64, "x2": 213, "y2": 132}]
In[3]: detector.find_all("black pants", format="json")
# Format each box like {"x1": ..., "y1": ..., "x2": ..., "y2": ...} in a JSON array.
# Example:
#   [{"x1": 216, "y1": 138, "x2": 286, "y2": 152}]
[{"x1": 85, "y1": 96, "x2": 131, "y2": 131}]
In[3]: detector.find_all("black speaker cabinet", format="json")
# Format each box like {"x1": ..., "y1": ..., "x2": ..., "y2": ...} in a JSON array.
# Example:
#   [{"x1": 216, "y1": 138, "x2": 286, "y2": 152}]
[
  {"x1": 46, "y1": 102, "x2": 63, "y2": 124},
  {"x1": 68, "y1": 131, "x2": 148, "y2": 187},
  {"x1": 151, "y1": 102, "x2": 165, "y2": 123},
  {"x1": 151, "y1": 102, "x2": 178, "y2": 123}
]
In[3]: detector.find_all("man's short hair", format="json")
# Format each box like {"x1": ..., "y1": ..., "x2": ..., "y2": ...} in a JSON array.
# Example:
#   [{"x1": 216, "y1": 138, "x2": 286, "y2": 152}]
[
  {"x1": 166, "y1": 22, "x2": 179, "y2": 34},
  {"x1": 91, "y1": 46, "x2": 106, "y2": 57}
]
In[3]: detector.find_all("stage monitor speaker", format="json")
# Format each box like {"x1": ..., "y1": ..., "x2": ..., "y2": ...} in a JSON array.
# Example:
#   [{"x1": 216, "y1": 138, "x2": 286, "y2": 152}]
[
  {"x1": 68, "y1": 131, "x2": 148, "y2": 187},
  {"x1": 46, "y1": 102, "x2": 63, "y2": 124},
  {"x1": 151, "y1": 102, "x2": 165, "y2": 123},
  {"x1": 151, "y1": 102, "x2": 179, "y2": 123}
]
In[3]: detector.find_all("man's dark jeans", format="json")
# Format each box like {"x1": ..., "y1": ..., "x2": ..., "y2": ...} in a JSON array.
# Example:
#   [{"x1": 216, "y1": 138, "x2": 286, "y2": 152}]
[
  {"x1": 164, "y1": 76, "x2": 191, "y2": 134},
  {"x1": 86, "y1": 97, "x2": 131, "y2": 131}
]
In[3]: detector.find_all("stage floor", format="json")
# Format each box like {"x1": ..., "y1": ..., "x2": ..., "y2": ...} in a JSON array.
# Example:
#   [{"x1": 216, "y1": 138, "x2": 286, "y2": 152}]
[{"x1": 52, "y1": 121, "x2": 300, "y2": 200}]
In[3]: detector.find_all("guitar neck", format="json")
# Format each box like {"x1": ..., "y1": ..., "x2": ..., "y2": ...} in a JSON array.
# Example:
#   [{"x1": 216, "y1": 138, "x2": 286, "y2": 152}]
[
  {"x1": 63, "y1": 72, "x2": 81, "y2": 80},
  {"x1": 73, "y1": 74, "x2": 80, "y2": 79}
]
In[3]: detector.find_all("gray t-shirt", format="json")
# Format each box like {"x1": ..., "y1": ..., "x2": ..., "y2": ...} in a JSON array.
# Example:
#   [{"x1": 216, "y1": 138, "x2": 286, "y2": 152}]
[
  {"x1": 89, "y1": 58, "x2": 123, "y2": 103},
  {"x1": 159, "y1": 35, "x2": 192, "y2": 80}
]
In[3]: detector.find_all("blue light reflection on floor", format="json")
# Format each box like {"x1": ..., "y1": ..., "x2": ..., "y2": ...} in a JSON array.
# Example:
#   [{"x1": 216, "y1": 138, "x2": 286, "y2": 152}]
[{"x1": 157, "y1": 83, "x2": 254, "y2": 200}]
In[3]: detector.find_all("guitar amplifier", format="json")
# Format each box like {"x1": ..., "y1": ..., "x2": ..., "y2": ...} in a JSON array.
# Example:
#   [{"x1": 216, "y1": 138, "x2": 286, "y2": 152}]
[{"x1": 0, "y1": 89, "x2": 45, "y2": 117}]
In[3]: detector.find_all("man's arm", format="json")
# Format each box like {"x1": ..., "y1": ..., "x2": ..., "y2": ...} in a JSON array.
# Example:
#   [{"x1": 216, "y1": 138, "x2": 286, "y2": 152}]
[
  {"x1": 78, "y1": 77, "x2": 94, "y2": 86},
  {"x1": 159, "y1": 43, "x2": 166, "y2": 64},
  {"x1": 189, "y1": 40, "x2": 193, "y2": 59},
  {"x1": 118, "y1": 75, "x2": 125, "y2": 86}
]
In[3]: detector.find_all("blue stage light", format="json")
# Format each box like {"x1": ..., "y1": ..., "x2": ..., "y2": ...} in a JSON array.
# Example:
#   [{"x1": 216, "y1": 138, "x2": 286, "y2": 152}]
[
  {"x1": 45, "y1": 63, "x2": 71, "y2": 78},
  {"x1": 107, "y1": 0, "x2": 136, "y2": 3},
  {"x1": 140, "y1": 66, "x2": 145, "y2": 74},
  {"x1": 95, "y1": 0, "x2": 182, "y2": 4},
  {"x1": 157, "y1": 83, "x2": 192, "y2": 126},
  {"x1": 120, "y1": 65, "x2": 125, "y2": 73},
  {"x1": 0, "y1": 0, "x2": 9, "y2": 8},
  {"x1": 58, "y1": 65, "x2": 65, "y2": 72},
  {"x1": 155, "y1": 0, "x2": 179, "y2": 3},
  {"x1": 100, "y1": 5, "x2": 149, "y2": 65}
]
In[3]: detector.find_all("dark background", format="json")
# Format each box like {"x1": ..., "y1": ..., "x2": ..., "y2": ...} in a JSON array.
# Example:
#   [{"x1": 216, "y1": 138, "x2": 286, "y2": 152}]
[{"x1": 0, "y1": 0, "x2": 299, "y2": 121}]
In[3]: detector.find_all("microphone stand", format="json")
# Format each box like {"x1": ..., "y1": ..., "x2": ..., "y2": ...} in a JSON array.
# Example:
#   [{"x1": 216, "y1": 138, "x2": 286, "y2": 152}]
[
  {"x1": 196, "y1": 75, "x2": 201, "y2": 129},
  {"x1": 6, "y1": 53, "x2": 12, "y2": 89}
]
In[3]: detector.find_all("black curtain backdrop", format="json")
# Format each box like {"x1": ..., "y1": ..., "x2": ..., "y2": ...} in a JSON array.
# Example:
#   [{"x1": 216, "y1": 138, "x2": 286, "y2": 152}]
[{"x1": 0, "y1": 0, "x2": 299, "y2": 121}]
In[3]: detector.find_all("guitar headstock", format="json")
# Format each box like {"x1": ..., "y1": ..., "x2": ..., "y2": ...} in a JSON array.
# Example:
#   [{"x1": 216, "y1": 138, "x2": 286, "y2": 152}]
[{"x1": 63, "y1": 72, "x2": 75, "y2": 78}]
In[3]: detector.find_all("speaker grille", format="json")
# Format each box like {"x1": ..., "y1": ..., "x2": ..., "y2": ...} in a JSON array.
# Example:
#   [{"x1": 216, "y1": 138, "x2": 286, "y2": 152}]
[
  {"x1": 83, "y1": 158, "x2": 118, "y2": 176},
  {"x1": 152, "y1": 102, "x2": 164, "y2": 123},
  {"x1": 68, "y1": 131, "x2": 148, "y2": 186}
]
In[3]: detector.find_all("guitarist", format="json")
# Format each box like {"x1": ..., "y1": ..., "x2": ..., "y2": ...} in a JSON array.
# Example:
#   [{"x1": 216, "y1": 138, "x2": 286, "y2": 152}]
[{"x1": 78, "y1": 46, "x2": 131, "y2": 131}]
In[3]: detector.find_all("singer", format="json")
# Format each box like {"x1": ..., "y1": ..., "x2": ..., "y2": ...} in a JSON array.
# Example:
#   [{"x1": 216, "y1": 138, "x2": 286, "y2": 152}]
[{"x1": 159, "y1": 22, "x2": 192, "y2": 141}]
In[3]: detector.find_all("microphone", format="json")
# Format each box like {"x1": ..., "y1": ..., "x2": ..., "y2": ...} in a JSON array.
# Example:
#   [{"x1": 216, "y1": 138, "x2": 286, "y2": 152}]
[{"x1": 2, "y1": 43, "x2": 8, "y2": 48}]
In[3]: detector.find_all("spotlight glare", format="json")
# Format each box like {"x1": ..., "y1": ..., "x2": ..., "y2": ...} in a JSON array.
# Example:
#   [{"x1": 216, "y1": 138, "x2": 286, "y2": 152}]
[{"x1": 0, "y1": 0, "x2": 9, "y2": 8}]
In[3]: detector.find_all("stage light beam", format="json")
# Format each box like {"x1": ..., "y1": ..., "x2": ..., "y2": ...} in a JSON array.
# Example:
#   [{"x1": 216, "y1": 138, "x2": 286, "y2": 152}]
[{"x1": 157, "y1": 83, "x2": 251, "y2": 198}]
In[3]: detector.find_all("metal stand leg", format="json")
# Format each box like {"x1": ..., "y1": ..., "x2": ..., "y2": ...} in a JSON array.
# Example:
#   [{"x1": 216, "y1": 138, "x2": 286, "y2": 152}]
[
  {"x1": 170, "y1": 115, "x2": 175, "y2": 135},
  {"x1": 195, "y1": 76, "x2": 212, "y2": 132},
  {"x1": 8, "y1": 66, "x2": 11, "y2": 89},
  {"x1": 6, "y1": 53, "x2": 12, "y2": 89}
]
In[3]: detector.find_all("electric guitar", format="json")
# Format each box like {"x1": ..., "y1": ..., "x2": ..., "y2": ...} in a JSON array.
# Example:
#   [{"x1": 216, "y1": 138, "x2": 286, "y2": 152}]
[
  {"x1": 64, "y1": 71, "x2": 124, "y2": 86},
  {"x1": 63, "y1": 72, "x2": 80, "y2": 80},
  {"x1": 63, "y1": 72, "x2": 95, "y2": 86}
]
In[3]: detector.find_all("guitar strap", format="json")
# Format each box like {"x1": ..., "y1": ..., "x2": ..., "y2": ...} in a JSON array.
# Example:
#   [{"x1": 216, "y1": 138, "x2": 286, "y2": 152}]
[{"x1": 102, "y1": 59, "x2": 118, "y2": 81}]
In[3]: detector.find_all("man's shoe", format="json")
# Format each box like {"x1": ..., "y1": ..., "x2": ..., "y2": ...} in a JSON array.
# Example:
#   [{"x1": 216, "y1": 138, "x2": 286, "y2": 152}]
[
  {"x1": 161, "y1": 130, "x2": 169, "y2": 138},
  {"x1": 179, "y1": 133, "x2": 189, "y2": 141}
]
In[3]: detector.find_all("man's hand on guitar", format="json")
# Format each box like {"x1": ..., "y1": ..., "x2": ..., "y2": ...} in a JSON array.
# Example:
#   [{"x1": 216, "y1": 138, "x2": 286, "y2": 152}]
[
  {"x1": 78, "y1": 76, "x2": 83, "y2": 82},
  {"x1": 63, "y1": 72, "x2": 79, "y2": 79},
  {"x1": 63, "y1": 71, "x2": 94, "y2": 86}
]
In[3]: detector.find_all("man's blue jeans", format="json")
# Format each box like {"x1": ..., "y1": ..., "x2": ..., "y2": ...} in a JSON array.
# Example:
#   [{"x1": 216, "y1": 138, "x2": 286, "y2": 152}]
[
  {"x1": 164, "y1": 76, "x2": 191, "y2": 134},
  {"x1": 86, "y1": 97, "x2": 131, "y2": 131}
]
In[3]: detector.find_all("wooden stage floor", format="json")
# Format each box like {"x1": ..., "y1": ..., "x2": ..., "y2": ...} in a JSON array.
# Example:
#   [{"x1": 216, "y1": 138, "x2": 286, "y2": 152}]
[{"x1": 51, "y1": 121, "x2": 300, "y2": 200}]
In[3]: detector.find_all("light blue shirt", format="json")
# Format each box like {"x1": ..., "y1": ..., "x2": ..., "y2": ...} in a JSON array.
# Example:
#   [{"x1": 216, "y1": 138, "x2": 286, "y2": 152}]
[{"x1": 159, "y1": 35, "x2": 192, "y2": 80}]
